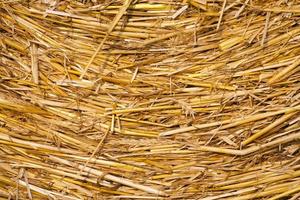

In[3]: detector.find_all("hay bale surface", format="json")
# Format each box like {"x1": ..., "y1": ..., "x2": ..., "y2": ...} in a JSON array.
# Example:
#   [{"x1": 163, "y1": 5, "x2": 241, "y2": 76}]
[{"x1": 0, "y1": 0, "x2": 300, "y2": 199}]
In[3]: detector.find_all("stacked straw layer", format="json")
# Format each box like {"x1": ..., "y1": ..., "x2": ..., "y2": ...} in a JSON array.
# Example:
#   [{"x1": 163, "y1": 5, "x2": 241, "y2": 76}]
[{"x1": 0, "y1": 0, "x2": 300, "y2": 199}]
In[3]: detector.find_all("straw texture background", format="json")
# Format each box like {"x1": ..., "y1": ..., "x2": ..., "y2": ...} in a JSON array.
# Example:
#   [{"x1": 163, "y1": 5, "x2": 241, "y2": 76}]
[{"x1": 1, "y1": 0, "x2": 300, "y2": 199}]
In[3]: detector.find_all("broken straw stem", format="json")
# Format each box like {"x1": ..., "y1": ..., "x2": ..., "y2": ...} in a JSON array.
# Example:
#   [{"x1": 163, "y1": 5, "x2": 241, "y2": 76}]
[
  {"x1": 196, "y1": 131, "x2": 300, "y2": 156},
  {"x1": 49, "y1": 156, "x2": 166, "y2": 196},
  {"x1": 160, "y1": 105, "x2": 300, "y2": 136},
  {"x1": 242, "y1": 111, "x2": 297, "y2": 146},
  {"x1": 80, "y1": 0, "x2": 133, "y2": 79}
]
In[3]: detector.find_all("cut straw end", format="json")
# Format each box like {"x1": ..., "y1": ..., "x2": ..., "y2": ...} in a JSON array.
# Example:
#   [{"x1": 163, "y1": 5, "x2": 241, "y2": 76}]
[{"x1": 268, "y1": 57, "x2": 300, "y2": 84}]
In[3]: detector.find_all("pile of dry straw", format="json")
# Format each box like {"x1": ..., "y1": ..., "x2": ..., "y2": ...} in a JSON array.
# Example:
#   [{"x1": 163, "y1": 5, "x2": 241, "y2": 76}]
[{"x1": 1, "y1": 0, "x2": 300, "y2": 199}]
